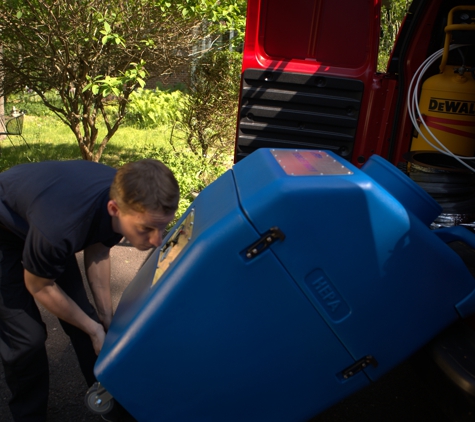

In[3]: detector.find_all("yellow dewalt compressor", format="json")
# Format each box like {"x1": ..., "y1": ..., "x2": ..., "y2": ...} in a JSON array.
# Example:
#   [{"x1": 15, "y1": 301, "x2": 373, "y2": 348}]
[
  {"x1": 410, "y1": 6, "x2": 475, "y2": 158},
  {"x1": 407, "y1": 6, "x2": 475, "y2": 229}
]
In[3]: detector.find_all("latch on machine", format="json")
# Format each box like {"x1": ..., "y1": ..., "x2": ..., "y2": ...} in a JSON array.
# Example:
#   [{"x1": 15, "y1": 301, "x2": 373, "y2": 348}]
[{"x1": 245, "y1": 227, "x2": 285, "y2": 259}]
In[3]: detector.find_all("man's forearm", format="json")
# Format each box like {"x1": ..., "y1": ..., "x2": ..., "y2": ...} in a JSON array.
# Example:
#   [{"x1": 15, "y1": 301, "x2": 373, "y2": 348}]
[{"x1": 24, "y1": 269, "x2": 105, "y2": 353}]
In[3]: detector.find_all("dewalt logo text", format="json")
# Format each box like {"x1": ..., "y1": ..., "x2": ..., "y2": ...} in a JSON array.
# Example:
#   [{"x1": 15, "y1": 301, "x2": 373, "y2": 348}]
[{"x1": 429, "y1": 98, "x2": 475, "y2": 115}]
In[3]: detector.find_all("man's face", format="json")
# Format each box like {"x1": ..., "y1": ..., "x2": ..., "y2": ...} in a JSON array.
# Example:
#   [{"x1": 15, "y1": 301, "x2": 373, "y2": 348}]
[{"x1": 108, "y1": 200, "x2": 175, "y2": 250}]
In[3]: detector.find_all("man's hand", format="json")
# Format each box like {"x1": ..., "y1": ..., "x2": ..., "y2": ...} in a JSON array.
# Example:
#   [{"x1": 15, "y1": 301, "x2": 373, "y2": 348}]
[{"x1": 90, "y1": 323, "x2": 106, "y2": 355}]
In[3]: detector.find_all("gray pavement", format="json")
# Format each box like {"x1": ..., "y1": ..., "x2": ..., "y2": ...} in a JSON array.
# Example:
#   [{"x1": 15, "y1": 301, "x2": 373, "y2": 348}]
[{"x1": 0, "y1": 238, "x2": 451, "y2": 422}]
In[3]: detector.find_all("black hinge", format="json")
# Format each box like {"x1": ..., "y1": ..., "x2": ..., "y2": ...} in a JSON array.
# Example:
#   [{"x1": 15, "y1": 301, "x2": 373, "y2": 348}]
[
  {"x1": 245, "y1": 227, "x2": 285, "y2": 259},
  {"x1": 341, "y1": 355, "x2": 378, "y2": 379}
]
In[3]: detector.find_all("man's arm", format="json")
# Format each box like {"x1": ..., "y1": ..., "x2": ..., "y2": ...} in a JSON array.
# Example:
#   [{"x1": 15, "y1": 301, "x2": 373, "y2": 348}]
[
  {"x1": 83, "y1": 243, "x2": 113, "y2": 331},
  {"x1": 24, "y1": 270, "x2": 105, "y2": 354}
]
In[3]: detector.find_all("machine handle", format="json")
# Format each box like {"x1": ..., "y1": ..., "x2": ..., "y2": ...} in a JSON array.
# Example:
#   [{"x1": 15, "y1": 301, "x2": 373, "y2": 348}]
[
  {"x1": 440, "y1": 6, "x2": 475, "y2": 72},
  {"x1": 433, "y1": 225, "x2": 475, "y2": 250}
]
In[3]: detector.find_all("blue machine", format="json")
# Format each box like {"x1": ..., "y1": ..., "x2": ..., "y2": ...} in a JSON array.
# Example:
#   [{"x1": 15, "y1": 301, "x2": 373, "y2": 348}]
[{"x1": 94, "y1": 149, "x2": 475, "y2": 422}]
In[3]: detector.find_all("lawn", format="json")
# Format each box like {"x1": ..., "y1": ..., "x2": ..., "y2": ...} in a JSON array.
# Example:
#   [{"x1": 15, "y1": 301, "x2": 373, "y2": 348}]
[{"x1": 0, "y1": 114, "x2": 174, "y2": 172}]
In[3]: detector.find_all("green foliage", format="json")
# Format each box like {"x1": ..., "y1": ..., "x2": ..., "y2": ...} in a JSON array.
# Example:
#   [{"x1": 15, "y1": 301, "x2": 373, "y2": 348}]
[
  {"x1": 125, "y1": 88, "x2": 187, "y2": 128},
  {"x1": 1, "y1": 0, "x2": 240, "y2": 222},
  {"x1": 0, "y1": 0, "x2": 203, "y2": 161},
  {"x1": 133, "y1": 145, "x2": 228, "y2": 220},
  {"x1": 100, "y1": 20, "x2": 126, "y2": 47},
  {"x1": 197, "y1": 0, "x2": 247, "y2": 48},
  {"x1": 159, "y1": 0, "x2": 247, "y2": 48},
  {"x1": 7, "y1": 91, "x2": 60, "y2": 117},
  {"x1": 83, "y1": 60, "x2": 147, "y2": 97},
  {"x1": 378, "y1": 0, "x2": 413, "y2": 72},
  {"x1": 176, "y1": 49, "x2": 241, "y2": 162}
]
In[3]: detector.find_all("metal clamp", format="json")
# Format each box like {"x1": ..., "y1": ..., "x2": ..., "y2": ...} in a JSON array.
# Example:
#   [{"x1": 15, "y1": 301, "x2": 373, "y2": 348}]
[
  {"x1": 245, "y1": 227, "x2": 285, "y2": 259},
  {"x1": 341, "y1": 355, "x2": 378, "y2": 379}
]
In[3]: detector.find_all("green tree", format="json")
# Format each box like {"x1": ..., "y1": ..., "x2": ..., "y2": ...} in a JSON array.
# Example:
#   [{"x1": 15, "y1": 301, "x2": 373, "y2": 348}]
[
  {"x1": 170, "y1": 1, "x2": 246, "y2": 163},
  {"x1": 176, "y1": 49, "x2": 241, "y2": 162},
  {"x1": 0, "y1": 0, "x2": 245, "y2": 161},
  {"x1": 379, "y1": 0, "x2": 413, "y2": 72}
]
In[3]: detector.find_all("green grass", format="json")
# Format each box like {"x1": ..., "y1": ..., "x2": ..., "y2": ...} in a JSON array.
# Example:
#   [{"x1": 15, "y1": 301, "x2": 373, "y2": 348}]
[{"x1": 0, "y1": 114, "x2": 174, "y2": 171}]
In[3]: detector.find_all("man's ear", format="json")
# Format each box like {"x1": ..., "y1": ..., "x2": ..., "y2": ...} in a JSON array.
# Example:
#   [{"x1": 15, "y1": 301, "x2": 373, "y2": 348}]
[{"x1": 107, "y1": 200, "x2": 120, "y2": 217}]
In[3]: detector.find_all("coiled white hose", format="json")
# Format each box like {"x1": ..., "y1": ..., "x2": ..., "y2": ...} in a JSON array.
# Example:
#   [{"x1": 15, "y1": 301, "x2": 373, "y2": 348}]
[{"x1": 407, "y1": 44, "x2": 475, "y2": 172}]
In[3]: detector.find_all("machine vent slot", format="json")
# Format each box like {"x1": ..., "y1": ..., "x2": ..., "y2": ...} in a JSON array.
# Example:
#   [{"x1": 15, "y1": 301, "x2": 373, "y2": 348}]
[{"x1": 236, "y1": 69, "x2": 364, "y2": 161}]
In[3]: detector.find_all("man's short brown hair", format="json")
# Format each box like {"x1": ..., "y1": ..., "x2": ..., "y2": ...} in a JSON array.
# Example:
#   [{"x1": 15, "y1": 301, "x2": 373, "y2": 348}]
[{"x1": 110, "y1": 159, "x2": 179, "y2": 215}]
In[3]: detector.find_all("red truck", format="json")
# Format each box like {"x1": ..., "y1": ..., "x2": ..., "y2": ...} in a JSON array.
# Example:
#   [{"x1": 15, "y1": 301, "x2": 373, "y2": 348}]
[
  {"x1": 233, "y1": 0, "x2": 475, "y2": 420},
  {"x1": 234, "y1": 0, "x2": 475, "y2": 172}
]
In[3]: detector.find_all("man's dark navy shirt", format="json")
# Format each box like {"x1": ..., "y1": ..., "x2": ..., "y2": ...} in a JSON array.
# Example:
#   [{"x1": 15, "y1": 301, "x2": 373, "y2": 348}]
[{"x1": 0, "y1": 160, "x2": 123, "y2": 279}]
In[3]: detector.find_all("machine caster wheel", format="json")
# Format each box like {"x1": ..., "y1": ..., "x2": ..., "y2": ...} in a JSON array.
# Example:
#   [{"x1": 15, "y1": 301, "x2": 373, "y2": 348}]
[{"x1": 85, "y1": 382, "x2": 115, "y2": 415}]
